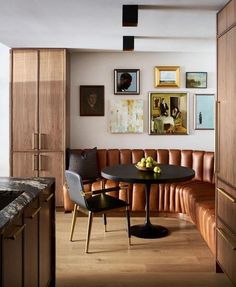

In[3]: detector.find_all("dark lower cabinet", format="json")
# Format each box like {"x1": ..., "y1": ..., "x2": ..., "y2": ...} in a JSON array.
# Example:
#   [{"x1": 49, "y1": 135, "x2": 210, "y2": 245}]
[
  {"x1": 24, "y1": 198, "x2": 40, "y2": 287},
  {"x1": 0, "y1": 184, "x2": 55, "y2": 287},
  {"x1": 2, "y1": 215, "x2": 24, "y2": 287},
  {"x1": 39, "y1": 190, "x2": 55, "y2": 287}
]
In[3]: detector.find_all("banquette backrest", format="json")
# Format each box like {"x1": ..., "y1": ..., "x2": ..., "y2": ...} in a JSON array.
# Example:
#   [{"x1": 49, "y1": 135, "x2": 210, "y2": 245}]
[{"x1": 66, "y1": 149, "x2": 215, "y2": 184}]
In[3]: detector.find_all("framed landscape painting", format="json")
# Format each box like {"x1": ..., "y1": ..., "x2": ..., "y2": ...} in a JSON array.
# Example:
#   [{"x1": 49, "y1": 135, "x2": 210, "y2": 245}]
[
  {"x1": 186, "y1": 72, "x2": 207, "y2": 88},
  {"x1": 154, "y1": 66, "x2": 180, "y2": 88},
  {"x1": 149, "y1": 92, "x2": 189, "y2": 135},
  {"x1": 194, "y1": 94, "x2": 215, "y2": 130}
]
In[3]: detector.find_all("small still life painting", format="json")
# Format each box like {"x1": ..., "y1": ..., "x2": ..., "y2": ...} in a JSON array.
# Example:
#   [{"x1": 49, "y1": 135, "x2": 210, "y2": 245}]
[{"x1": 110, "y1": 99, "x2": 143, "y2": 133}]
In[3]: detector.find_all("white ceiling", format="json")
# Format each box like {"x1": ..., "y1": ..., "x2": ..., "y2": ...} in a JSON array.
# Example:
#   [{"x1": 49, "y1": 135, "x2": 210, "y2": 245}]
[{"x1": 0, "y1": 0, "x2": 228, "y2": 52}]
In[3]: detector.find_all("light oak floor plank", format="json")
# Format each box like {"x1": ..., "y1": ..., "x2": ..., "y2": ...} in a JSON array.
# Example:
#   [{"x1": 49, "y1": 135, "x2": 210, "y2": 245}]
[{"x1": 56, "y1": 212, "x2": 233, "y2": 287}]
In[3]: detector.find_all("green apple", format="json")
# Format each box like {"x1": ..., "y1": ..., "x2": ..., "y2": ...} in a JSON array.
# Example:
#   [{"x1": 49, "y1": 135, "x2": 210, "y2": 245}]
[
  {"x1": 146, "y1": 156, "x2": 153, "y2": 163},
  {"x1": 137, "y1": 161, "x2": 142, "y2": 167},
  {"x1": 153, "y1": 166, "x2": 161, "y2": 173},
  {"x1": 141, "y1": 157, "x2": 146, "y2": 163},
  {"x1": 146, "y1": 162, "x2": 152, "y2": 168},
  {"x1": 140, "y1": 162, "x2": 146, "y2": 168}
]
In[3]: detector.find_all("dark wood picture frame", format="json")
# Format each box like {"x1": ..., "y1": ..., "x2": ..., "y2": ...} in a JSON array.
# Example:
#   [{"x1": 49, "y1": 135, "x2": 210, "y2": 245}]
[
  {"x1": 186, "y1": 72, "x2": 207, "y2": 88},
  {"x1": 80, "y1": 85, "x2": 105, "y2": 116},
  {"x1": 114, "y1": 69, "x2": 140, "y2": 95}
]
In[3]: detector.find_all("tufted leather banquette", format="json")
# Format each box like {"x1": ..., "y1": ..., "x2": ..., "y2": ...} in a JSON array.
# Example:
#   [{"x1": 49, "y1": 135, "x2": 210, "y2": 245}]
[{"x1": 63, "y1": 149, "x2": 215, "y2": 254}]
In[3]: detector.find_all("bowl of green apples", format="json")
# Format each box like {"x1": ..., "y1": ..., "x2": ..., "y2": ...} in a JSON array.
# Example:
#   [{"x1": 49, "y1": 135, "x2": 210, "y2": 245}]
[{"x1": 135, "y1": 156, "x2": 161, "y2": 173}]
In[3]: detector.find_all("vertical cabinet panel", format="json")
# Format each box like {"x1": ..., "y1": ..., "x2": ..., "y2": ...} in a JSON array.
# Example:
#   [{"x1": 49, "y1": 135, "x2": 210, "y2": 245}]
[
  {"x1": 2, "y1": 216, "x2": 24, "y2": 287},
  {"x1": 12, "y1": 152, "x2": 38, "y2": 177},
  {"x1": 12, "y1": 50, "x2": 38, "y2": 151},
  {"x1": 24, "y1": 199, "x2": 39, "y2": 287},
  {"x1": 39, "y1": 152, "x2": 64, "y2": 206},
  {"x1": 39, "y1": 50, "x2": 65, "y2": 151},
  {"x1": 217, "y1": 4, "x2": 236, "y2": 286},
  {"x1": 217, "y1": 27, "x2": 236, "y2": 187},
  {"x1": 39, "y1": 190, "x2": 55, "y2": 287}
]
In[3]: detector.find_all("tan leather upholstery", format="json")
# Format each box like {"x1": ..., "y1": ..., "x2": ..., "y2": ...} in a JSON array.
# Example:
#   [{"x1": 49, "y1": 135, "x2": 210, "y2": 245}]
[{"x1": 64, "y1": 149, "x2": 215, "y2": 254}]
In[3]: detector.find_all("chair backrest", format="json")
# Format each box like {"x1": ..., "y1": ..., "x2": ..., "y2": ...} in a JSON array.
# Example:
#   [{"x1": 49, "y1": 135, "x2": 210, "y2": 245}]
[{"x1": 65, "y1": 170, "x2": 87, "y2": 209}]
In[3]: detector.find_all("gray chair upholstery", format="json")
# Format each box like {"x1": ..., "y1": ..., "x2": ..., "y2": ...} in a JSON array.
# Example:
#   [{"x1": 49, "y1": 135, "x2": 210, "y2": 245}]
[{"x1": 65, "y1": 170, "x2": 131, "y2": 253}]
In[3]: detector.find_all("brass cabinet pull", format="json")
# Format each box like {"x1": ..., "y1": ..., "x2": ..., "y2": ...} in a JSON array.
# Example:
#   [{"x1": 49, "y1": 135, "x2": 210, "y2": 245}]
[
  {"x1": 39, "y1": 133, "x2": 46, "y2": 150},
  {"x1": 217, "y1": 187, "x2": 236, "y2": 203},
  {"x1": 217, "y1": 228, "x2": 236, "y2": 250},
  {"x1": 45, "y1": 193, "x2": 54, "y2": 203},
  {"x1": 26, "y1": 207, "x2": 41, "y2": 219},
  {"x1": 32, "y1": 154, "x2": 38, "y2": 171},
  {"x1": 5, "y1": 224, "x2": 26, "y2": 240},
  {"x1": 39, "y1": 154, "x2": 44, "y2": 171},
  {"x1": 216, "y1": 101, "x2": 220, "y2": 173},
  {"x1": 32, "y1": 133, "x2": 38, "y2": 150}
]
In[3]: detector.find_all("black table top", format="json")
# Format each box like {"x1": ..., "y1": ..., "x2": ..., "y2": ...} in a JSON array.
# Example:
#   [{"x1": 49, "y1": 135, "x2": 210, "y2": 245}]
[{"x1": 101, "y1": 164, "x2": 195, "y2": 184}]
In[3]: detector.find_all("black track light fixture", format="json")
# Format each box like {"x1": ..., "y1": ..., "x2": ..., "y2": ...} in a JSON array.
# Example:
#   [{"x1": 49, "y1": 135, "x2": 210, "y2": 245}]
[{"x1": 122, "y1": 5, "x2": 138, "y2": 26}]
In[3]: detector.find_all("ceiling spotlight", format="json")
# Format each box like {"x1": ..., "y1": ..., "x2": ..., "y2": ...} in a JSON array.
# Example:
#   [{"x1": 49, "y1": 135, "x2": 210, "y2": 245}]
[
  {"x1": 123, "y1": 36, "x2": 134, "y2": 51},
  {"x1": 122, "y1": 5, "x2": 138, "y2": 26}
]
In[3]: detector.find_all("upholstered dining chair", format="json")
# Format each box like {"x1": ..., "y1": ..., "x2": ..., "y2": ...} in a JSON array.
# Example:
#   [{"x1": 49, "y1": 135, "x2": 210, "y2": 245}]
[{"x1": 65, "y1": 170, "x2": 131, "y2": 253}]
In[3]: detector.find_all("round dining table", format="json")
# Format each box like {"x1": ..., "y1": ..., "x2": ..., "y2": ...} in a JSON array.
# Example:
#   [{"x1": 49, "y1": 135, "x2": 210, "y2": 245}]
[{"x1": 101, "y1": 163, "x2": 195, "y2": 239}]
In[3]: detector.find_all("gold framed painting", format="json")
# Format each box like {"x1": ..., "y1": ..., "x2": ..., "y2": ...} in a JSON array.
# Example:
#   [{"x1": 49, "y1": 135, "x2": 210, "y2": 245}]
[
  {"x1": 154, "y1": 66, "x2": 180, "y2": 88},
  {"x1": 148, "y1": 91, "x2": 189, "y2": 135}
]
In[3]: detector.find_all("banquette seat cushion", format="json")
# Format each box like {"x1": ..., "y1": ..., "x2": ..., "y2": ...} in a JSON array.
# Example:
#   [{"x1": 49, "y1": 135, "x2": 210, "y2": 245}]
[{"x1": 64, "y1": 149, "x2": 215, "y2": 254}]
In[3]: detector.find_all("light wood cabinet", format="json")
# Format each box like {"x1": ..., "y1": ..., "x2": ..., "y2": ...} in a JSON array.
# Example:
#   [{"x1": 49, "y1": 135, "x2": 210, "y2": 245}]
[
  {"x1": 11, "y1": 49, "x2": 70, "y2": 206},
  {"x1": 12, "y1": 50, "x2": 38, "y2": 152},
  {"x1": 217, "y1": 2, "x2": 236, "y2": 286}
]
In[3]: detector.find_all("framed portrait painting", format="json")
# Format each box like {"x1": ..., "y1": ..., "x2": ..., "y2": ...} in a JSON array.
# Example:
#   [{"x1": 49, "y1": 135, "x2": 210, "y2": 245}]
[
  {"x1": 154, "y1": 66, "x2": 180, "y2": 88},
  {"x1": 114, "y1": 69, "x2": 140, "y2": 95},
  {"x1": 149, "y1": 92, "x2": 189, "y2": 135},
  {"x1": 80, "y1": 85, "x2": 104, "y2": 116},
  {"x1": 194, "y1": 94, "x2": 215, "y2": 130},
  {"x1": 186, "y1": 72, "x2": 207, "y2": 88}
]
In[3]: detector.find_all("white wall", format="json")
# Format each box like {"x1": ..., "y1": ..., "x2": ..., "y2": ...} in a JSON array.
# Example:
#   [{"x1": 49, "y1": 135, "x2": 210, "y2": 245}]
[
  {"x1": 0, "y1": 43, "x2": 10, "y2": 175},
  {"x1": 70, "y1": 51, "x2": 216, "y2": 151}
]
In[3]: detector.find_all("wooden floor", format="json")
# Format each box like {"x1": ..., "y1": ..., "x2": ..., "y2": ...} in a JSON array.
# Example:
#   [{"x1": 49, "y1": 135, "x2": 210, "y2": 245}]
[{"x1": 56, "y1": 212, "x2": 233, "y2": 287}]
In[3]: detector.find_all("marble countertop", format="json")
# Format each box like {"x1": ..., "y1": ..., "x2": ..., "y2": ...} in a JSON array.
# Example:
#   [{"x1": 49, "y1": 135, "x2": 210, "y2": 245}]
[{"x1": 0, "y1": 177, "x2": 54, "y2": 232}]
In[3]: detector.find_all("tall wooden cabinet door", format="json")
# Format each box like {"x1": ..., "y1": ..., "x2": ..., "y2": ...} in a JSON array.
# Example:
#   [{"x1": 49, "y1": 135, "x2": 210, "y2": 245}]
[
  {"x1": 39, "y1": 152, "x2": 64, "y2": 206},
  {"x1": 217, "y1": 27, "x2": 236, "y2": 186},
  {"x1": 12, "y1": 50, "x2": 38, "y2": 152},
  {"x1": 12, "y1": 152, "x2": 38, "y2": 177},
  {"x1": 39, "y1": 49, "x2": 66, "y2": 151}
]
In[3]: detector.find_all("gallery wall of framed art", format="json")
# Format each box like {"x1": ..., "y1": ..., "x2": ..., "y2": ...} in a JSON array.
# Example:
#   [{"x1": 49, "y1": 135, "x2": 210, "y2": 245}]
[{"x1": 72, "y1": 51, "x2": 215, "y2": 150}]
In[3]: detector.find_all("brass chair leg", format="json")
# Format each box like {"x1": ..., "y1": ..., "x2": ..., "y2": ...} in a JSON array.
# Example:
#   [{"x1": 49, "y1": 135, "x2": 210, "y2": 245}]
[
  {"x1": 126, "y1": 206, "x2": 131, "y2": 246},
  {"x1": 70, "y1": 204, "x2": 78, "y2": 241},
  {"x1": 85, "y1": 211, "x2": 93, "y2": 253},
  {"x1": 103, "y1": 213, "x2": 107, "y2": 232}
]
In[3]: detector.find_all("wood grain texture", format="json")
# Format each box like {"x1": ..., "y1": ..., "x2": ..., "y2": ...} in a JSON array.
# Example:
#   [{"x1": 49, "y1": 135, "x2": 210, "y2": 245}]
[
  {"x1": 12, "y1": 49, "x2": 38, "y2": 151},
  {"x1": 217, "y1": 27, "x2": 236, "y2": 188},
  {"x1": 39, "y1": 49, "x2": 65, "y2": 151},
  {"x1": 56, "y1": 213, "x2": 233, "y2": 287},
  {"x1": 39, "y1": 152, "x2": 64, "y2": 206},
  {"x1": 12, "y1": 152, "x2": 38, "y2": 177},
  {"x1": 217, "y1": 5, "x2": 236, "y2": 286}
]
